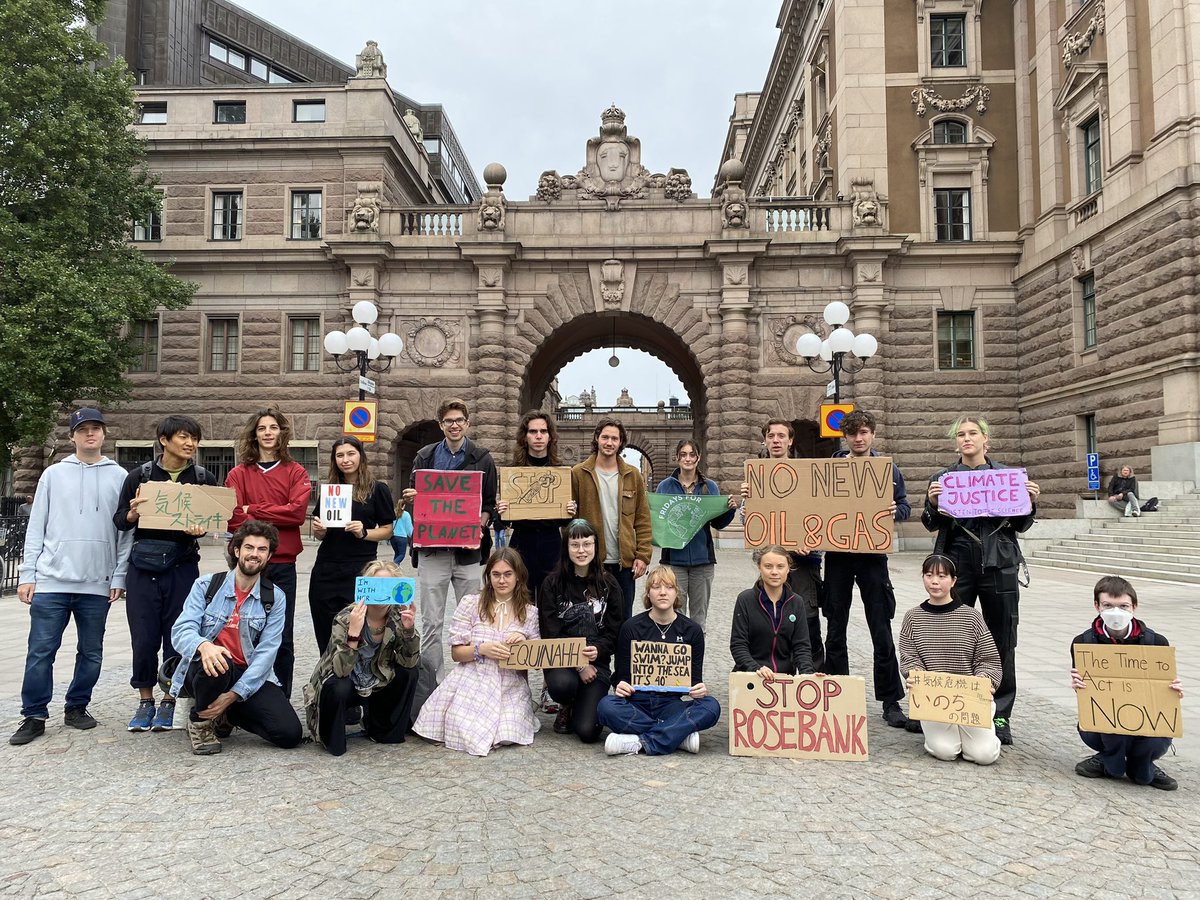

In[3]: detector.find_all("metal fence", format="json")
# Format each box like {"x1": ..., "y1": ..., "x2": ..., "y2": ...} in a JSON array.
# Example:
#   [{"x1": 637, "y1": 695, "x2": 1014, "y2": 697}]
[{"x1": 0, "y1": 515, "x2": 28, "y2": 595}]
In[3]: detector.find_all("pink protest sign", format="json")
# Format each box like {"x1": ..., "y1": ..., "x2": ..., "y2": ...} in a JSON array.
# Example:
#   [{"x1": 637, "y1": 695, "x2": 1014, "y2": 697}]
[
  {"x1": 412, "y1": 469, "x2": 482, "y2": 548},
  {"x1": 938, "y1": 468, "x2": 1031, "y2": 518}
]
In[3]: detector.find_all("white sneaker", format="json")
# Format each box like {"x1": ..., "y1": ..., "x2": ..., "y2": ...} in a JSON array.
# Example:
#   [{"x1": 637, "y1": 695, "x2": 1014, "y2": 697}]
[
  {"x1": 681, "y1": 732, "x2": 700, "y2": 754},
  {"x1": 605, "y1": 733, "x2": 642, "y2": 756}
]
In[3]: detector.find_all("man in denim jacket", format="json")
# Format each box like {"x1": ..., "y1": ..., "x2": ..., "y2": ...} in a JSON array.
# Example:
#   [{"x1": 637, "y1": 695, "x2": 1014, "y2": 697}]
[{"x1": 170, "y1": 521, "x2": 302, "y2": 755}]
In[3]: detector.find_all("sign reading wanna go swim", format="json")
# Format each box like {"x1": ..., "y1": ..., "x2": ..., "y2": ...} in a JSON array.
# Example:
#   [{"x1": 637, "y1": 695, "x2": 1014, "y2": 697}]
[{"x1": 938, "y1": 468, "x2": 1031, "y2": 518}]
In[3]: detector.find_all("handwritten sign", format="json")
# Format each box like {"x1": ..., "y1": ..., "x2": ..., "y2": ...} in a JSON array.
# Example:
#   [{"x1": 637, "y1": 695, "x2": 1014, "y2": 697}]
[
  {"x1": 354, "y1": 577, "x2": 416, "y2": 606},
  {"x1": 498, "y1": 466, "x2": 572, "y2": 521},
  {"x1": 321, "y1": 483, "x2": 351, "y2": 528},
  {"x1": 648, "y1": 494, "x2": 731, "y2": 549},
  {"x1": 498, "y1": 638, "x2": 588, "y2": 670},
  {"x1": 742, "y1": 457, "x2": 894, "y2": 554},
  {"x1": 1073, "y1": 644, "x2": 1182, "y2": 738},
  {"x1": 729, "y1": 674, "x2": 869, "y2": 760},
  {"x1": 412, "y1": 469, "x2": 482, "y2": 549},
  {"x1": 907, "y1": 671, "x2": 994, "y2": 727},
  {"x1": 630, "y1": 641, "x2": 692, "y2": 692},
  {"x1": 136, "y1": 482, "x2": 236, "y2": 533},
  {"x1": 938, "y1": 468, "x2": 1031, "y2": 518}
]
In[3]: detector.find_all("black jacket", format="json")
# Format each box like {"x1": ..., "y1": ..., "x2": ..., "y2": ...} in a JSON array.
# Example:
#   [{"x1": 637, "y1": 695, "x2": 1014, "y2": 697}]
[
  {"x1": 1071, "y1": 616, "x2": 1168, "y2": 654},
  {"x1": 1107, "y1": 475, "x2": 1139, "y2": 500},
  {"x1": 922, "y1": 457, "x2": 1035, "y2": 570},
  {"x1": 612, "y1": 612, "x2": 705, "y2": 687},
  {"x1": 410, "y1": 437, "x2": 498, "y2": 565},
  {"x1": 537, "y1": 570, "x2": 623, "y2": 672},
  {"x1": 730, "y1": 585, "x2": 815, "y2": 675},
  {"x1": 114, "y1": 460, "x2": 219, "y2": 562}
]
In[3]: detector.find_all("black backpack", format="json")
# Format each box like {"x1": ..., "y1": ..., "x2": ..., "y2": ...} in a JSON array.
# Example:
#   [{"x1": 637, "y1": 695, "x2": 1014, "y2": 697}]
[{"x1": 139, "y1": 459, "x2": 214, "y2": 485}]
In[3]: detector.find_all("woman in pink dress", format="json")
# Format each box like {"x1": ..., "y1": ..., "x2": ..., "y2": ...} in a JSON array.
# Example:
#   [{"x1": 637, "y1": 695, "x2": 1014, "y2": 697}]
[{"x1": 413, "y1": 548, "x2": 541, "y2": 756}]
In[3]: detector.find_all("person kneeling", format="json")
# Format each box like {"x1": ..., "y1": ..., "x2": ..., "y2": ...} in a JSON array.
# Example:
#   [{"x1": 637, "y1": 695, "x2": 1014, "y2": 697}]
[
  {"x1": 899, "y1": 554, "x2": 1001, "y2": 766},
  {"x1": 1069, "y1": 575, "x2": 1182, "y2": 791},
  {"x1": 597, "y1": 566, "x2": 720, "y2": 756},
  {"x1": 304, "y1": 561, "x2": 420, "y2": 756},
  {"x1": 169, "y1": 522, "x2": 303, "y2": 755}
]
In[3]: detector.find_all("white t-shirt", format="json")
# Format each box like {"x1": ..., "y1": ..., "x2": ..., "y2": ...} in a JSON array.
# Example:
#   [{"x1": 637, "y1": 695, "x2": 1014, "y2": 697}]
[{"x1": 597, "y1": 468, "x2": 621, "y2": 564}]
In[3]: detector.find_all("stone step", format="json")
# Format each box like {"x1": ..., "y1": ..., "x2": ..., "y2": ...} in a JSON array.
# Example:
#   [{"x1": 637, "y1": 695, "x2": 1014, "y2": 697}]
[
  {"x1": 1063, "y1": 534, "x2": 1200, "y2": 549},
  {"x1": 1097, "y1": 519, "x2": 1200, "y2": 529},
  {"x1": 1025, "y1": 556, "x2": 1200, "y2": 585},
  {"x1": 1048, "y1": 540, "x2": 1200, "y2": 561},
  {"x1": 1031, "y1": 547, "x2": 1200, "y2": 575}
]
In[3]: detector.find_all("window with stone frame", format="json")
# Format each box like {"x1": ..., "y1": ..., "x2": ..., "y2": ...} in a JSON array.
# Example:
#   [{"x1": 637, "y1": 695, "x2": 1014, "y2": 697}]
[
  {"x1": 116, "y1": 445, "x2": 155, "y2": 473},
  {"x1": 1080, "y1": 273, "x2": 1097, "y2": 349},
  {"x1": 293, "y1": 100, "x2": 326, "y2": 123},
  {"x1": 930, "y1": 15, "x2": 966, "y2": 68},
  {"x1": 132, "y1": 206, "x2": 162, "y2": 242},
  {"x1": 289, "y1": 317, "x2": 321, "y2": 371},
  {"x1": 1079, "y1": 413, "x2": 1097, "y2": 457},
  {"x1": 934, "y1": 188, "x2": 971, "y2": 241},
  {"x1": 932, "y1": 119, "x2": 968, "y2": 144},
  {"x1": 214, "y1": 101, "x2": 246, "y2": 124},
  {"x1": 937, "y1": 311, "x2": 976, "y2": 369},
  {"x1": 1082, "y1": 115, "x2": 1102, "y2": 195},
  {"x1": 128, "y1": 319, "x2": 159, "y2": 373},
  {"x1": 208, "y1": 317, "x2": 239, "y2": 372},
  {"x1": 212, "y1": 191, "x2": 243, "y2": 240},
  {"x1": 290, "y1": 190, "x2": 322, "y2": 239},
  {"x1": 199, "y1": 446, "x2": 237, "y2": 486},
  {"x1": 138, "y1": 102, "x2": 167, "y2": 125}
]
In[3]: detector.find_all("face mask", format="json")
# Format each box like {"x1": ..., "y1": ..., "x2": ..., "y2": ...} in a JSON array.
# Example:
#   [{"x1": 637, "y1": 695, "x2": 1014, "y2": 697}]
[{"x1": 1100, "y1": 608, "x2": 1133, "y2": 632}]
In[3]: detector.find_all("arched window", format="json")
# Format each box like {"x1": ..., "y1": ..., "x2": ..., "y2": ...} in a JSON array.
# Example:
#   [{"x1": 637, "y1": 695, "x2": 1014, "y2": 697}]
[{"x1": 933, "y1": 119, "x2": 968, "y2": 144}]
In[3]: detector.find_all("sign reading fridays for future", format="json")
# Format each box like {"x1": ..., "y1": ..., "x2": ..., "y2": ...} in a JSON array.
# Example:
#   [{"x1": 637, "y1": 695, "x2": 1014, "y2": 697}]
[{"x1": 647, "y1": 494, "x2": 732, "y2": 549}]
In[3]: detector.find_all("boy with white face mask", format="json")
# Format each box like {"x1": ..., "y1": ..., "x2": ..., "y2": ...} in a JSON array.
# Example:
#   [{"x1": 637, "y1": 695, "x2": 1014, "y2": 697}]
[{"x1": 1069, "y1": 575, "x2": 1184, "y2": 790}]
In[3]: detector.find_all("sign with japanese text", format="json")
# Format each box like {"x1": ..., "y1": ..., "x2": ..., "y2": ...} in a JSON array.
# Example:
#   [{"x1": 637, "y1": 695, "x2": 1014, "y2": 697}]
[
  {"x1": 135, "y1": 482, "x2": 236, "y2": 533},
  {"x1": 906, "y1": 670, "x2": 994, "y2": 727},
  {"x1": 729, "y1": 674, "x2": 869, "y2": 760},
  {"x1": 412, "y1": 469, "x2": 483, "y2": 549}
]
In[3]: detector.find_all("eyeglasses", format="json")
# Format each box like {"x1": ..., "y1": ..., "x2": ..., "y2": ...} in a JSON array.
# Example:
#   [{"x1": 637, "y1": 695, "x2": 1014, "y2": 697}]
[{"x1": 441, "y1": 417, "x2": 467, "y2": 426}]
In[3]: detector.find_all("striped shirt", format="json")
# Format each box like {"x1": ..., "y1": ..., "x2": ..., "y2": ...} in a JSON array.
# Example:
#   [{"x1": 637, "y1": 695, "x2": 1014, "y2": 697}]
[{"x1": 898, "y1": 600, "x2": 1002, "y2": 689}]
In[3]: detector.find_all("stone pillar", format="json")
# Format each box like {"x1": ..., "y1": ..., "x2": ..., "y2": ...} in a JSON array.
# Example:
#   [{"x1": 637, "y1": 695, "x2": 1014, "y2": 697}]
[
  {"x1": 849, "y1": 254, "x2": 889, "y2": 423},
  {"x1": 1151, "y1": 369, "x2": 1200, "y2": 483},
  {"x1": 461, "y1": 242, "x2": 521, "y2": 455}
]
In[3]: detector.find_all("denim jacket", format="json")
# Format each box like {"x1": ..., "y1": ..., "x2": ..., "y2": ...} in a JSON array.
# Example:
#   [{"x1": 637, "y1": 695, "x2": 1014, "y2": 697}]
[{"x1": 170, "y1": 572, "x2": 286, "y2": 700}]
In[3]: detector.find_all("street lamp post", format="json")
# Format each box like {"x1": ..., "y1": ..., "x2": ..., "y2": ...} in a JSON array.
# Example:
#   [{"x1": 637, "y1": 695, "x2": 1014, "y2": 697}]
[
  {"x1": 323, "y1": 301, "x2": 405, "y2": 401},
  {"x1": 794, "y1": 301, "x2": 879, "y2": 404}
]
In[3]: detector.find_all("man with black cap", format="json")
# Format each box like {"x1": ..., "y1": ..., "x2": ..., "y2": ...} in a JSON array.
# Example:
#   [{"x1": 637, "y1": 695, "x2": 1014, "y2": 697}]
[{"x1": 10, "y1": 409, "x2": 133, "y2": 745}]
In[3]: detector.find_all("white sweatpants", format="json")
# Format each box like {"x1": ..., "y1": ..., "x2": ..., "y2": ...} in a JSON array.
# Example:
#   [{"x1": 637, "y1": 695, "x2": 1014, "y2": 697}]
[{"x1": 921, "y1": 703, "x2": 1001, "y2": 765}]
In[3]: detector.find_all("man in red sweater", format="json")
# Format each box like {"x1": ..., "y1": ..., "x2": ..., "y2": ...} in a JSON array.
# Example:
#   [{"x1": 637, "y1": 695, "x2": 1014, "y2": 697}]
[{"x1": 225, "y1": 408, "x2": 312, "y2": 697}]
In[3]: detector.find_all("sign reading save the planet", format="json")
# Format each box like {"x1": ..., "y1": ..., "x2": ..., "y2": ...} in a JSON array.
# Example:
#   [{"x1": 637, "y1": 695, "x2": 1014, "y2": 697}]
[
  {"x1": 412, "y1": 469, "x2": 482, "y2": 548},
  {"x1": 354, "y1": 577, "x2": 416, "y2": 606},
  {"x1": 647, "y1": 493, "x2": 732, "y2": 549},
  {"x1": 938, "y1": 467, "x2": 1031, "y2": 518}
]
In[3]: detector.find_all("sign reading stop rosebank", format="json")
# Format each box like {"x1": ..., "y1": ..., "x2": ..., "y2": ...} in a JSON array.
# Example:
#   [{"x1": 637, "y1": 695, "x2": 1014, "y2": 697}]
[{"x1": 343, "y1": 400, "x2": 377, "y2": 443}]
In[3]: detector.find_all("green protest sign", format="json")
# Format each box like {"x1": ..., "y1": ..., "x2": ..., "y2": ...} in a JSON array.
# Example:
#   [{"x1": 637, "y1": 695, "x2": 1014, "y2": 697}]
[{"x1": 648, "y1": 493, "x2": 732, "y2": 549}]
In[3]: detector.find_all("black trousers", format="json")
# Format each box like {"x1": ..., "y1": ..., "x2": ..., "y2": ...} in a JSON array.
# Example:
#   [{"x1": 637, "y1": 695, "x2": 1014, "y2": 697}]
[
  {"x1": 823, "y1": 552, "x2": 903, "y2": 703},
  {"x1": 266, "y1": 562, "x2": 297, "y2": 698},
  {"x1": 184, "y1": 662, "x2": 302, "y2": 748},
  {"x1": 948, "y1": 541, "x2": 1020, "y2": 720},
  {"x1": 126, "y1": 559, "x2": 199, "y2": 690},
  {"x1": 308, "y1": 559, "x2": 362, "y2": 655},
  {"x1": 317, "y1": 669, "x2": 419, "y2": 756},
  {"x1": 787, "y1": 564, "x2": 824, "y2": 671},
  {"x1": 544, "y1": 667, "x2": 611, "y2": 744},
  {"x1": 604, "y1": 564, "x2": 637, "y2": 622}
]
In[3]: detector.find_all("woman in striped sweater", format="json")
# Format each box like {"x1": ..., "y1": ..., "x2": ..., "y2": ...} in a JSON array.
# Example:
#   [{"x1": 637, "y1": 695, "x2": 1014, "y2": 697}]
[{"x1": 898, "y1": 554, "x2": 1002, "y2": 765}]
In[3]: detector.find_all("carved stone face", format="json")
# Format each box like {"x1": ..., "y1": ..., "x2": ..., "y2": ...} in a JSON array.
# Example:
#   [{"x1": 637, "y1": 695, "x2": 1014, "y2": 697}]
[
  {"x1": 725, "y1": 201, "x2": 747, "y2": 227},
  {"x1": 597, "y1": 141, "x2": 629, "y2": 183}
]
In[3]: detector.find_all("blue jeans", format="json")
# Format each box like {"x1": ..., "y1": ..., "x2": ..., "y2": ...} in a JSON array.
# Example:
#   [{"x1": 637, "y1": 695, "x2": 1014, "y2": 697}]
[
  {"x1": 21, "y1": 592, "x2": 111, "y2": 719},
  {"x1": 1079, "y1": 729, "x2": 1172, "y2": 784},
  {"x1": 597, "y1": 692, "x2": 721, "y2": 755},
  {"x1": 389, "y1": 535, "x2": 408, "y2": 566}
]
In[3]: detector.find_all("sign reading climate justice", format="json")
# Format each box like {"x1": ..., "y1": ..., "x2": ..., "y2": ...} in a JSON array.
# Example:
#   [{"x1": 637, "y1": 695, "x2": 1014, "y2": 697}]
[
  {"x1": 938, "y1": 467, "x2": 1031, "y2": 519},
  {"x1": 742, "y1": 457, "x2": 895, "y2": 554},
  {"x1": 729, "y1": 674, "x2": 869, "y2": 760},
  {"x1": 412, "y1": 469, "x2": 482, "y2": 549}
]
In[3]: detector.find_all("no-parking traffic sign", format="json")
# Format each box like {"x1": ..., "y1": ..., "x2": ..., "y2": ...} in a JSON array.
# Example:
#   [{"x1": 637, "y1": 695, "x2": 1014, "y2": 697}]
[
  {"x1": 820, "y1": 403, "x2": 855, "y2": 438},
  {"x1": 343, "y1": 400, "x2": 377, "y2": 443}
]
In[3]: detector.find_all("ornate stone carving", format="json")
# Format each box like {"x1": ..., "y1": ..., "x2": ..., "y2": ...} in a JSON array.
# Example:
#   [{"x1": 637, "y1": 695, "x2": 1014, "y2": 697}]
[
  {"x1": 404, "y1": 317, "x2": 462, "y2": 368},
  {"x1": 477, "y1": 162, "x2": 507, "y2": 232},
  {"x1": 535, "y1": 170, "x2": 562, "y2": 201},
  {"x1": 403, "y1": 108, "x2": 423, "y2": 141},
  {"x1": 478, "y1": 267, "x2": 502, "y2": 288},
  {"x1": 1070, "y1": 246, "x2": 1087, "y2": 276},
  {"x1": 1062, "y1": 1, "x2": 1105, "y2": 68},
  {"x1": 350, "y1": 189, "x2": 381, "y2": 233},
  {"x1": 724, "y1": 265, "x2": 748, "y2": 286},
  {"x1": 849, "y1": 176, "x2": 882, "y2": 227},
  {"x1": 766, "y1": 314, "x2": 820, "y2": 366},
  {"x1": 354, "y1": 41, "x2": 387, "y2": 78},
  {"x1": 857, "y1": 262, "x2": 882, "y2": 283},
  {"x1": 351, "y1": 269, "x2": 374, "y2": 287},
  {"x1": 575, "y1": 105, "x2": 652, "y2": 210},
  {"x1": 723, "y1": 195, "x2": 747, "y2": 228},
  {"x1": 664, "y1": 168, "x2": 693, "y2": 202},
  {"x1": 816, "y1": 123, "x2": 832, "y2": 168},
  {"x1": 911, "y1": 85, "x2": 991, "y2": 117},
  {"x1": 600, "y1": 259, "x2": 625, "y2": 308},
  {"x1": 1093, "y1": 80, "x2": 1109, "y2": 117}
]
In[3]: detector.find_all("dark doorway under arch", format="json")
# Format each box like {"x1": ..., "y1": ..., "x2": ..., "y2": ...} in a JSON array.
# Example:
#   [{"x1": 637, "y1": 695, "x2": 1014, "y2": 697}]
[
  {"x1": 394, "y1": 420, "x2": 442, "y2": 491},
  {"x1": 792, "y1": 419, "x2": 839, "y2": 459}
]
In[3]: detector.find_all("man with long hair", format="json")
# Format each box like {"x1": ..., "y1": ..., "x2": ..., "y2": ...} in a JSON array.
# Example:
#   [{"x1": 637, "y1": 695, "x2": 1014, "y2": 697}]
[{"x1": 224, "y1": 407, "x2": 312, "y2": 697}]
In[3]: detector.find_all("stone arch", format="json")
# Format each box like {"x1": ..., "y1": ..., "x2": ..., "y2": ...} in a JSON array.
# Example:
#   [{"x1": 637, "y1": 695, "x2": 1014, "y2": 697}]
[{"x1": 394, "y1": 419, "x2": 441, "y2": 492}]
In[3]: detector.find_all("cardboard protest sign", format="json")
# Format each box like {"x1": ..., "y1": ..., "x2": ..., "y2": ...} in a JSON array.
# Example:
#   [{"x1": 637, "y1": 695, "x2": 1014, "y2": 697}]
[
  {"x1": 1073, "y1": 644, "x2": 1182, "y2": 738},
  {"x1": 135, "y1": 482, "x2": 237, "y2": 533},
  {"x1": 938, "y1": 468, "x2": 1031, "y2": 518},
  {"x1": 630, "y1": 641, "x2": 692, "y2": 692},
  {"x1": 729, "y1": 673, "x2": 869, "y2": 759},
  {"x1": 412, "y1": 469, "x2": 482, "y2": 549},
  {"x1": 907, "y1": 671, "x2": 994, "y2": 727},
  {"x1": 498, "y1": 638, "x2": 588, "y2": 670},
  {"x1": 742, "y1": 457, "x2": 894, "y2": 554},
  {"x1": 498, "y1": 466, "x2": 573, "y2": 521},
  {"x1": 321, "y1": 483, "x2": 352, "y2": 528},
  {"x1": 648, "y1": 493, "x2": 731, "y2": 549},
  {"x1": 353, "y1": 577, "x2": 416, "y2": 606}
]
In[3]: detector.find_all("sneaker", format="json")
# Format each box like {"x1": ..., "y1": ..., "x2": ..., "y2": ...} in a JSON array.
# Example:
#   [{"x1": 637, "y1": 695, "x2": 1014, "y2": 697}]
[
  {"x1": 64, "y1": 707, "x2": 98, "y2": 730},
  {"x1": 539, "y1": 686, "x2": 559, "y2": 715},
  {"x1": 993, "y1": 717, "x2": 1013, "y2": 745},
  {"x1": 1074, "y1": 754, "x2": 1110, "y2": 779},
  {"x1": 1147, "y1": 767, "x2": 1178, "y2": 791},
  {"x1": 151, "y1": 701, "x2": 176, "y2": 732},
  {"x1": 9, "y1": 717, "x2": 46, "y2": 746},
  {"x1": 214, "y1": 714, "x2": 234, "y2": 740},
  {"x1": 681, "y1": 732, "x2": 700, "y2": 754},
  {"x1": 604, "y1": 733, "x2": 642, "y2": 756},
  {"x1": 127, "y1": 700, "x2": 156, "y2": 732},
  {"x1": 882, "y1": 701, "x2": 908, "y2": 729},
  {"x1": 553, "y1": 705, "x2": 574, "y2": 734},
  {"x1": 187, "y1": 718, "x2": 222, "y2": 755}
]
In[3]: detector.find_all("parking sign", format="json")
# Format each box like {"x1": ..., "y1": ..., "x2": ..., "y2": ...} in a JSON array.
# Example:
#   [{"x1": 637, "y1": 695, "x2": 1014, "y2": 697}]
[{"x1": 1086, "y1": 453, "x2": 1100, "y2": 491}]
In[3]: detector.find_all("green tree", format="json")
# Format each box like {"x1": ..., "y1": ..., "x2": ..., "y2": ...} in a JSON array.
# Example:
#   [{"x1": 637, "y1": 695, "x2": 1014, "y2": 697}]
[{"x1": 0, "y1": 0, "x2": 194, "y2": 468}]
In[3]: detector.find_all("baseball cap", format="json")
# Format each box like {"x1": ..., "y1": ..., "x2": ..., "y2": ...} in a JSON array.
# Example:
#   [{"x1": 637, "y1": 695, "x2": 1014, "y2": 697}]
[{"x1": 69, "y1": 408, "x2": 107, "y2": 433}]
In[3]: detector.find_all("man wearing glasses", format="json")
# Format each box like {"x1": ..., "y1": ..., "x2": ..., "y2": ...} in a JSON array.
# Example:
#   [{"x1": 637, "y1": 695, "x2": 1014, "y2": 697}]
[{"x1": 403, "y1": 399, "x2": 498, "y2": 680}]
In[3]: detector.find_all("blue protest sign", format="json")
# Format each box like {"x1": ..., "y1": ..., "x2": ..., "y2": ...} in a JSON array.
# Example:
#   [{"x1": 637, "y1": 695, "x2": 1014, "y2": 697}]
[{"x1": 354, "y1": 577, "x2": 416, "y2": 605}]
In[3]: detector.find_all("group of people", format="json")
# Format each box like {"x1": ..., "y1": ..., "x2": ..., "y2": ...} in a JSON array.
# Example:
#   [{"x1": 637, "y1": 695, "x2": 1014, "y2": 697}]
[{"x1": 9, "y1": 402, "x2": 1182, "y2": 789}]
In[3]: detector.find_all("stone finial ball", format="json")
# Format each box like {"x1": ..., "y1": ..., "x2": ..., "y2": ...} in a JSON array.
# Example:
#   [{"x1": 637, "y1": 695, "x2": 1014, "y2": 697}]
[
  {"x1": 719, "y1": 157, "x2": 746, "y2": 183},
  {"x1": 483, "y1": 163, "x2": 507, "y2": 187}
]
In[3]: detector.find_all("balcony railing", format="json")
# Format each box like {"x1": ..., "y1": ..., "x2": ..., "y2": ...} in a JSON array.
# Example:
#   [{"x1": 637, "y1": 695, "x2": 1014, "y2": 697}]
[
  {"x1": 556, "y1": 405, "x2": 693, "y2": 422},
  {"x1": 757, "y1": 200, "x2": 833, "y2": 232},
  {"x1": 395, "y1": 208, "x2": 466, "y2": 236}
]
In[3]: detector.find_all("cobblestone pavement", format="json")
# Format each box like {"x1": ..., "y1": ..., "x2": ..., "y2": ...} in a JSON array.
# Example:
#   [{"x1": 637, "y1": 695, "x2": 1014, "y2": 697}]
[{"x1": 1, "y1": 546, "x2": 1196, "y2": 899}]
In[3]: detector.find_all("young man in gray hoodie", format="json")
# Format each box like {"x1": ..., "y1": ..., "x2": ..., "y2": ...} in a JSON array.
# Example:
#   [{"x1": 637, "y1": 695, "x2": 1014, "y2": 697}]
[{"x1": 10, "y1": 409, "x2": 133, "y2": 745}]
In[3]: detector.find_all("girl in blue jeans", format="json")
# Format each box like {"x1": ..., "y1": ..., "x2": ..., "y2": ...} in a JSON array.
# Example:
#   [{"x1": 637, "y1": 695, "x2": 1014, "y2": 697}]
[{"x1": 598, "y1": 566, "x2": 720, "y2": 755}]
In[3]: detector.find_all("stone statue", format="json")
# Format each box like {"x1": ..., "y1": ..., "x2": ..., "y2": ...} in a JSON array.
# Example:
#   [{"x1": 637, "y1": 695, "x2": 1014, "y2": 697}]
[
  {"x1": 616, "y1": 388, "x2": 634, "y2": 408},
  {"x1": 576, "y1": 105, "x2": 651, "y2": 210},
  {"x1": 536, "y1": 170, "x2": 562, "y2": 201},
  {"x1": 403, "y1": 108, "x2": 423, "y2": 141},
  {"x1": 600, "y1": 259, "x2": 625, "y2": 308},
  {"x1": 351, "y1": 192, "x2": 381, "y2": 232},
  {"x1": 355, "y1": 41, "x2": 387, "y2": 79},
  {"x1": 477, "y1": 162, "x2": 508, "y2": 232},
  {"x1": 664, "y1": 168, "x2": 692, "y2": 202},
  {"x1": 850, "y1": 176, "x2": 882, "y2": 227},
  {"x1": 719, "y1": 158, "x2": 750, "y2": 229}
]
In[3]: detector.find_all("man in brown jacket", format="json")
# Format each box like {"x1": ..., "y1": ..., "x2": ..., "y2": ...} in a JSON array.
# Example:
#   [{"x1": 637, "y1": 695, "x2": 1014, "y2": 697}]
[{"x1": 571, "y1": 418, "x2": 652, "y2": 620}]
